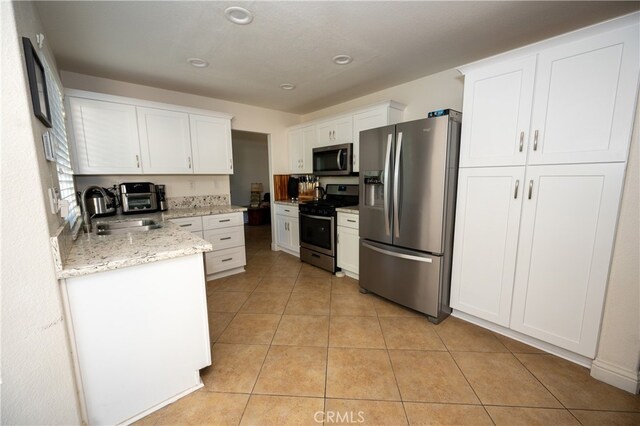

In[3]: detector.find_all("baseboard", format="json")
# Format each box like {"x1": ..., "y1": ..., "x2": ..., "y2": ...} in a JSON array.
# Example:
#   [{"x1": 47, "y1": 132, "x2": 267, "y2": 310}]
[
  {"x1": 591, "y1": 358, "x2": 640, "y2": 394},
  {"x1": 342, "y1": 270, "x2": 359, "y2": 280},
  {"x1": 451, "y1": 310, "x2": 593, "y2": 368},
  {"x1": 206, "y1": 266, "x2": 245, "y2": 281}
]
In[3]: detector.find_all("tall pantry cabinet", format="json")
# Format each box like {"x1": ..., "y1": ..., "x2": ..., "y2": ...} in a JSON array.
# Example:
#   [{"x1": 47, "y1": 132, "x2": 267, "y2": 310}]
[{"x1": 451, "y1": 15, "x2": 639, "y2": 359}]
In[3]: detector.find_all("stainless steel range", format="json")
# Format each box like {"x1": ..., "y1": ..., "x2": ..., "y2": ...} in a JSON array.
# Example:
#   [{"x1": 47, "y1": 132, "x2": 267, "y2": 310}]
[{"x1": 299, "y1": 184, "x2": 359, "y2": 273}]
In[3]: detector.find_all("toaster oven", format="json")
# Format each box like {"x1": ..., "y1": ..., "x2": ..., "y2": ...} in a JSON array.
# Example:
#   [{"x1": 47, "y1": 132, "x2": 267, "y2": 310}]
[{"x1": 120, "y1": 182, "x2": 158, "y2": 214}]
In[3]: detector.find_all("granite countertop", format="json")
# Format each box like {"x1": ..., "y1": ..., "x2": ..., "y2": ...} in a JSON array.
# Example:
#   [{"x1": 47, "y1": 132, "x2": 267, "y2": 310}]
[
  {"x1": 274, "y1": 200, "x2": 299, "y2": 206},
  {"x1": 336, "y1": 205, "x2": 360, "y2": 214},
  {"x1": 57, "y1": 206, "x2": 246, "y2": 279}
]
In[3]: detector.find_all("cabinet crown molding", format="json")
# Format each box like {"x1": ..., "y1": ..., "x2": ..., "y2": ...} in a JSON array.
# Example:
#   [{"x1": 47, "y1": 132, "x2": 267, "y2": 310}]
[
  {"x1": 64, "y1": 88, "x2": 235, "y2": 120},
  {"x1": 457, "y1": 11, "x2": 639, "y2": 75},
  {"x1": 289, "y1": 100, "x2": 406, "y2": 130}
]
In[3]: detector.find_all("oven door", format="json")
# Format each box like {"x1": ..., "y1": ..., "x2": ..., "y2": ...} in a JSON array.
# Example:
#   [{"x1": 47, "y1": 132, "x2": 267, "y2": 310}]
[
  {"x1": 313, "y1": 144, "x2": 352, "y2": 176},
  {"x1": 299, "y1": 213, "x2": 335, "y2": 256}
]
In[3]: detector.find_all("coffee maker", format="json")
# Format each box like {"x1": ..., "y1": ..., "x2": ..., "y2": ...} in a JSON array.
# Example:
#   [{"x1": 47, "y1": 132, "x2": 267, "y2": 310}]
[{"x1": 156, "y1": 185, "x2": 168, "y2": 211}]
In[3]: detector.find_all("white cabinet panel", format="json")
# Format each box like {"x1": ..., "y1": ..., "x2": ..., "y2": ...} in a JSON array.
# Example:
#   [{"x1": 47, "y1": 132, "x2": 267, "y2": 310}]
[
  {"x1": 288, "y1": 125, "x2": 315, "y2": 173},
  {"x1": 352, "y1": 107, "x2": 389, "y2": 172},
  {"x1": 510, "y1": 163, "x2": 625, "y2": 357},
  {"x1": 301, "y1": 125, "x2": 316, "y2": 174},
  {"x1": 451, "y1": 167, "x2": 525, "y2": 326},
  {"x1": 203, "y1": 226, "x2": 245, "y2": 251},
  {"x1": 459, "y1": 56, "x2": 536, "y2": 167},
  {"x1": 189, "y1": 114, "x2": 233, "y2": 174},
  {"x1": 276, "y1": 212, "x2": 299, "y2": 256},
  {"x1": 275, "y1": 204, "x2": 298, "y2": 218},
  {"x1": 316, "y1": 115, "x2": 353, "y2": 147},
  {"x1": 202, "y1": 212, "x2": 243, "y2": 230},
  {"x1": 205, "y1": 246, "x2": 246, "y2": 274},
  {"x1": 170, "y1": 216, "x2": 203, "y2": 232},
  {"x1": 529, "y1": 26, "x2": 639, "y2": 165},
  {"x1": 337, "y1": 224, "x2": 359, "y2": 275},
  {"x1": 68, "y1": 97, "x2": 142, "y2": 174},
  {"x1": 137, "y1": 107, "x2": 192, "y2": 174}
]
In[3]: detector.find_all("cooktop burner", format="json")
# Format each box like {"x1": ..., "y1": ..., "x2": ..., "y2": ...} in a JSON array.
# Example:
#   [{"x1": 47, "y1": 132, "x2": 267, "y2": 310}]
[{"x1": 299, "y1": 184, "x2": 359, "y2": 216}]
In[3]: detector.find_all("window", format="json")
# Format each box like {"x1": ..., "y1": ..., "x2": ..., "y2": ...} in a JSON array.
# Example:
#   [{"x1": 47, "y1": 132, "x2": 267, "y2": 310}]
[{"x1": 43, "y1": 59, "x2": 80, "y2": 229}]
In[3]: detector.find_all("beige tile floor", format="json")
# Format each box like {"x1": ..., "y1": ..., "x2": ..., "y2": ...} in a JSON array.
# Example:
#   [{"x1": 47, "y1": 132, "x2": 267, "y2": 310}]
[{"x1": 137, "y1": 224, "x2": 640, "y2": 425}]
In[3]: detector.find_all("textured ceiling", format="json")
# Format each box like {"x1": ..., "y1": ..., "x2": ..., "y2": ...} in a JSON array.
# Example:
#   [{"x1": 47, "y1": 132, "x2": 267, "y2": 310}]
[{"x1": 36, "y1": 1, "x2": 639, "y2": 114}]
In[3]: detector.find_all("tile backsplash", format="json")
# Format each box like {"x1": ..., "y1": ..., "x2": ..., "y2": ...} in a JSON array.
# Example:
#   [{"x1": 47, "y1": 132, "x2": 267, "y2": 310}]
[{"x1": 168, "y1": 194, "x2": 230, "y2": 209}]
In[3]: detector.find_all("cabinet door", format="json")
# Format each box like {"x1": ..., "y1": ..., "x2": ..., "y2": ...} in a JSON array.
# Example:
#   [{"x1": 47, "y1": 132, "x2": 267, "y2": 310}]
[
  {"x1": 460, "y1": 56, "x2": 536, "y2": 167},
  {"x1": 190, "y1": 114, "x2": 233, "y2": 174},
  {"x1": 353, "y1": 107, "x2": 388, "y2": 173},
  {"x1": 316, "y1": 121, "x2": 334, "y2": 147},
  {"x1": 276, "y1": 215, "x2": 291, "y2": 251},
  {"x1": 529, "y1": 26, "x2": 639, "y2": 165},
  {"x1": 337, "y1": 226, "x2": 359, "y2": 274},
  {"x1": 137, "y1": 107, "x2": 192, "y2": 174},
  {"x1": 450, "y1": 167, "x2": 525, "y2": 326},
  {"x1": 288, "y1": 128, "x2": 304, "y2": 173},
  {"x1": 290, "y1": 217, "x2": 300, "y2": 253},
  {"x1": 332, "y1": 115, "x2": 353, "y2": 144},
  {"x1": 301, "y1": 125, "x2": 316, "y2": 174},
  {"x1": 68, "y1": 97, "x2": 142, "y2": 174},
  {"x1": 510, "y1": 163, "x2": 625, "y2": 357}
]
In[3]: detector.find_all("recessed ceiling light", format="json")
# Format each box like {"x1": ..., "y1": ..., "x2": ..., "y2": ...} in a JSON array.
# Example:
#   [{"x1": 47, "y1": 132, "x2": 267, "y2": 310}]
[
  {"x1": 225, "y1": 6, "x2": 254, "y2": 25},
  {"x1": 332, "y1": 54, "x2": 353, "y2": 65},
  {"x1": 187, "y1": 58, "x2": 209, "y2": 68},
  {"x1": 280, "y1": 83, "x2": 296, "y2": 90}
]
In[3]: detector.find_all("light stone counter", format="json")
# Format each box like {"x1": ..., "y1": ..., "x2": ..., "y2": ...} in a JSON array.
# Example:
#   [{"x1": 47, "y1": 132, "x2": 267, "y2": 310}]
[
  {"x1": 56, "y1": 206, "x2": 246, "y2": 279},
  {"x1": 274, "y1": 200, "x2": 300, "y2": 206},
  {"x1": 336, "y1": 205, "x2": 359, "y2": 214}
]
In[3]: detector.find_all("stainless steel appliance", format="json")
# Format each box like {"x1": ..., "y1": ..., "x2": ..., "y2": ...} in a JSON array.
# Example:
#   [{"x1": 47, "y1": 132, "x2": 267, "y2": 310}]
[
  {"x1": 299, "y1": 184, "x2": 358, "y2": 273},
  {"x1": 313, "y1": 143, "x2": 353, "y2": 176},
  {"x1": 359, "y1": 111, "x2": 462, "y2": 323},
  {"x1": 82, "y1": 187, "x2": 117, "y2": 217},
  {"x1": 156, "y1": 184, "x2": 168, "y2": 211},
  {"x1": 120, "y1": 182, "x2": 158, "y2": 214}
]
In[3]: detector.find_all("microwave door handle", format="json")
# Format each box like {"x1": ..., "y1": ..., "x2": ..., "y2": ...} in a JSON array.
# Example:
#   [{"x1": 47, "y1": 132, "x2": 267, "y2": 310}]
[
  {"x1": 336, "y1": 149, "x2": 343, "y2": 170},
  {"x1": 384, "y1": 133, "x2": 393, "y2": 236},
  {"x1": 393, "y1": 132, "x2": 403, "y2": 238}
]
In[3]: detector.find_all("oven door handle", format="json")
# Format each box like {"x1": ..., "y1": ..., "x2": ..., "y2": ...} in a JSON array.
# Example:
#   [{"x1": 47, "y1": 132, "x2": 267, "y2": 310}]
[{"x1": 300, "y1": 213, "x2": 334, "y2": 222}]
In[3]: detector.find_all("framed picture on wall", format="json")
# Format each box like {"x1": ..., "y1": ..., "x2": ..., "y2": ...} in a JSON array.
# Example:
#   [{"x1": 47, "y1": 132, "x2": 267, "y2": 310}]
[{"x1": 22, "y1": 37, "x2": 52, "y2": 128}]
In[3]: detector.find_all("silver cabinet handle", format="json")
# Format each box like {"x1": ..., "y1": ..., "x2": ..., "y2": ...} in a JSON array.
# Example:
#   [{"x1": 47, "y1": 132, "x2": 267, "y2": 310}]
[
  {"x1": 285, "y1": 222, "x2": 289, "y2": 231},
  {"x1": 514, "y1": 180, "x2": 520, "y2": 199},
  {"x1": 284, "y1": 209, "x2": 290, "y2": 212},
  {"x1": 221, "y1": 258, "x2": 233, "y2": 262},
  {"x1": 528, "y1": 180, "x2": 533, "y2": 199},
  {"x1": 347, "y1": 219, "x2": 356, "y2": 223},
  {"x1": 229, "y1": 159, "x2": 233, "y2": 170},
  {"x1": 383, "y1": 134, "x2": 392, "y2": 236},
  {"x1": 519, "y1": 131, "x2": 524, "y2": 152},
  {"x1": 220, "y1": 237, "x2": 231, "y2": 240},
  {"x1": 188, "y1": 156, "x2": 192, "y2": 169},
  {"x1": 180, "y1": 224, "x2": 192, "y2": 227},
  {"x1": 533, "y1": 130, "x2": 539, "y2": 151},
  {"x1": 393, "y1": 131, "x2": 403, "y2": 238},
  {"x1": 219, "y1": 219, "x2": 231, "y2": 223},
  {"x1": 136, "y1": 155, "x2": 140, "y2": 168}
]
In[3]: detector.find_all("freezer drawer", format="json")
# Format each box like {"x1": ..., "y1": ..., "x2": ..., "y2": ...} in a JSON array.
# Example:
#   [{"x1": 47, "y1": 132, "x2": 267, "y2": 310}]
[{"x1": 360, "y1": 240, "x2": 444, "y2": 321}]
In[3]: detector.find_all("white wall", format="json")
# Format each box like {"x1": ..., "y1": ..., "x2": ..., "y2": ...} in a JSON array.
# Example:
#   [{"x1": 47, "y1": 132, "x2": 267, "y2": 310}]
[
  {"x1": 1, "y1": 2, "x2": 81, "y2": 423},
  {"x1": 229, "y1": 131, "x2": 270, "y2": 206},
  {"x1": 591, "y1": 100, "x2": 640, "y2": 393}
]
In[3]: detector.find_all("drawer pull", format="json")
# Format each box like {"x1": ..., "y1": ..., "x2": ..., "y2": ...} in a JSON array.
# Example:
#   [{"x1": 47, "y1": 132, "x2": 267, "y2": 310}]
[
  {"x1": 284, "y1": 209, "x2": 290, "y2": 212},
  {"x1": 347, "y1": 219, "x2": 356, "y2": 223},
  {"x1": 221, "y1": 258, "x2": 233, "y2": 262},
  {"x1": 180, "y1": 224, "x2": 192, "y2": 227},
  {"x1": 220, "y1": 237, "x2": 232, "y2": 240},
  {"x1": 219, "y1": 219, "x2": 231, "y2": 223}
]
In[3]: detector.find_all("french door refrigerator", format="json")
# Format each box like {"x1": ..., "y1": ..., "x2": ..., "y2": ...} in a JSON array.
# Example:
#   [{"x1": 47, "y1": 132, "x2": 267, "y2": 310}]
[{"x1": 359, "y1": 111, "x2": 461, "y2": 323}]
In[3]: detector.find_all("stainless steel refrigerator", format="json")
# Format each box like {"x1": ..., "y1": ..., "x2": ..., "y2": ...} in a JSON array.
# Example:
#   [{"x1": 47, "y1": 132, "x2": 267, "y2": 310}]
[{"x1": 359, "y1": 111, "x2": 461, "y2": 323}]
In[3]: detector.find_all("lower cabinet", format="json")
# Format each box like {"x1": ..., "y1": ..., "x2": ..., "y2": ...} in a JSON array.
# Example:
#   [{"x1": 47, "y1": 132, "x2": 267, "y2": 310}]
[
  {"x1": 337, "y1": 212, "x2": 359, "y2": 277},
  {"x1": 171, "y1": 212, "x2": 246, "y2": 279},
  {"x1": 451, "y1": 163, "x2": 625, "y2": 358},
  {"x1": 275, "y1": 204, "x2": 300, "y2": 256}
]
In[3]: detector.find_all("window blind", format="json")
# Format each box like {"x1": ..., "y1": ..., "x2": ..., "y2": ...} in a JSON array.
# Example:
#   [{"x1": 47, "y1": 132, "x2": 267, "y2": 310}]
[{"x1": 43, "y1": 59, "x2": 79, "y2": 228}]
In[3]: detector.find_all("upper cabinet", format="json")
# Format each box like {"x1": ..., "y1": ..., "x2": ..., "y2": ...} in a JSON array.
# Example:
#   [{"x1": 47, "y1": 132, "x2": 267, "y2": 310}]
[
  {"x1": 316, "y1": 115, "x2": 353, "y2": 147},
  {"x1": 289, "y1": 124, "x2": 316, "y2": 174},
  {"x1": 190, "y1": 114, "x2": 233, "y2": 174},
  {"x1": 137, "y1": 107, "x2": 192, "y2": 174},
  {"x1": 66, "y1": 90, "x2": 234, "y2": 175},
  {"x1": 68, "y1": 97, "x2": 142, "y2": 175},
  {"x1": 459, "y1": 22, "x2": 639, "y2": 167}
]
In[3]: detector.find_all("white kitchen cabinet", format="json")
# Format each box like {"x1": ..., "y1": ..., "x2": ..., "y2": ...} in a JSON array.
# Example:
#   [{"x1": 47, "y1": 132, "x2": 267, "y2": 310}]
[
  {"x1": 352, "y1": 106, "x2": 397, "y2": 173},
  {"x1": 137, "y1": 107, "x2": 192, "y2": 174},
  {"x1": 201, "y1": 212, "x2": 246, "y2": 278},
  {"x1": 510, "y1": 163, "x2": 625, "y2": 357},
  {"x1": 459, "y1": 56, "x2": 536, "y2": 167},
  {"x1": 190, "y1": 114, "x2": 233, "y2": 174},
  {"x1": 450, "y1": 167, "x2": 525, "y2": 327},
  {"x1": 275, "y1": 204, "x2": 299, "y2": 256},
  {"x1": 528, "y1": 26, "x2": 639, "y2": 165},
  {"x1": 288, "y1": 124, "x2": 316, "y2": 174},
  {"x1": 337, "y1": 212, "x2": 359, "y2": 277},
  {"x1": 316, "y1": 115, "x2": 353, "y2": 147},
  {"x1": 67, "y1": 97, "x2": 142, "y2": 174}
]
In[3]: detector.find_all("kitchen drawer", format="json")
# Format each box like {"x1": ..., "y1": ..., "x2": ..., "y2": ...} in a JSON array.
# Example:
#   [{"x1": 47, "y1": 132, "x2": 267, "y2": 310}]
[
  {"x1": 275, "y1": 204, "x2": 298, "y2": 218},
  {"x1": 203, "y1": 226, "x2": 245, "y2": 250},
  {"x1": 202, "y1": 212, "x2": 243, "y2": 230},
  {"x1": 205, "y1": 246, "x2": 246, "y2": 274},
  {"x1": 337, "y1": 212, "x2": 359, "y2": 229},
  {"x1": 170, "y1": 216, "x2": 203, "y2": 232}
]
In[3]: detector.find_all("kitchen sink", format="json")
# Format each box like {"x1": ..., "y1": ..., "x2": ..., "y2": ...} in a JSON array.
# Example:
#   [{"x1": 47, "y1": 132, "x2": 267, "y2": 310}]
[{"x1": 96, "y1": 219, "x2": 162, "y2": 235}]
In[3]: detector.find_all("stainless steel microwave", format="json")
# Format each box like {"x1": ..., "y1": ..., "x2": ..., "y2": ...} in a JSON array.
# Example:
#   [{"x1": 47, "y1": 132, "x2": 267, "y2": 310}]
[{"x1": 313, "y1": 143, "x2": 353, "y2": 176}]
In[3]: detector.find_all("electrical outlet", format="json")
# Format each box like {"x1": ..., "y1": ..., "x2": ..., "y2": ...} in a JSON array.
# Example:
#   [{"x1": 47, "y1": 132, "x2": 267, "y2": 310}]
[{"x1": 47, "y1": 188, "x2": 59, "y2": 214}]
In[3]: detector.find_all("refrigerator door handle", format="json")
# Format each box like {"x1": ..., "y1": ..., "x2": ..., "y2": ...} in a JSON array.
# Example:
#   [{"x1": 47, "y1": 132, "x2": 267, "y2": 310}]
[
  {"x1": 393, "y1": 131, "x2": 403, "y2": 238},
  {"x1": 384, "y1": 134, "x2": 393, "y2": 236},
  {"x1": 362, "y1": 241, "x2": 433, "y2": 263}
]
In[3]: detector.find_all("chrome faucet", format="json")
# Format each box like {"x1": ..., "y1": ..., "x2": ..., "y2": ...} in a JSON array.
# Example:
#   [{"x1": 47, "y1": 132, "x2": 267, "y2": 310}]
[{"x1": 81, "y1": 185, "x2": 109, "y2": 233}]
